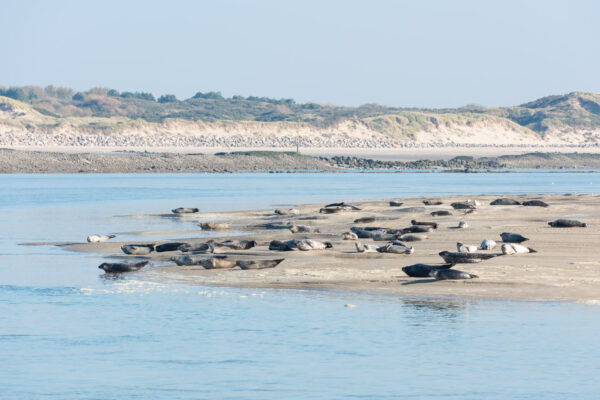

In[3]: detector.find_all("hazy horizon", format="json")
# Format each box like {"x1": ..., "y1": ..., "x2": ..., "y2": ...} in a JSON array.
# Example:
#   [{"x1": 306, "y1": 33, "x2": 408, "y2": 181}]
[{"x1": 2, "y1": 0, "x2": 599, "y2": 108}]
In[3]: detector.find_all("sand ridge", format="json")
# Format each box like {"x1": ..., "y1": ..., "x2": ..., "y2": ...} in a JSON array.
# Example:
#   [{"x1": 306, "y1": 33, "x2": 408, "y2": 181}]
[{"x1": 56, "y1": 193, "x2": 600, "y2": 302}]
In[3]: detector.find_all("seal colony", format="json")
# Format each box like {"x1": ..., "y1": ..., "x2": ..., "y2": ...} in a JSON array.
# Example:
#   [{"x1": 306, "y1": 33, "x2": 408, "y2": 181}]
[{"x1": 58, "y1": 193, "x2": 600, "y2": 302}]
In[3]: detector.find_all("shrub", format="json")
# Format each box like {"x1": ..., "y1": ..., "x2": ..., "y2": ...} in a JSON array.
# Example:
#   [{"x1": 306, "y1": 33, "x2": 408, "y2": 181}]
[
  {"x1": 158, "y1": 94, "x2": 178, "y2": 103},
  {"x1": 72, "y1": 92, "x2": 85, "y2": 101}
]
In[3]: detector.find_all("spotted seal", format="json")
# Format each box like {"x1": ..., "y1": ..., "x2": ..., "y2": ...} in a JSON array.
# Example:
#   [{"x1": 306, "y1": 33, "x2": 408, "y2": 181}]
[
  {"x1": 430, "y1": 269, "x2": 478, "y2": 280},
  {"x1": 98, "y1": 260, "x2": 149, "y2": 273},
  {"x1": 121, "y1": 244, "x2": 155, "y2": 255},
  {"x1": 236, "y1": 259, "x2": 285, "y2": 270},
  {"x1": 500, "y1": 232, "x2": 529, "y2": 243},
  {"x1": 402, "y1": 263, "x2": 454, "y2": 277},
  {"x1": 548, "y1": 219, "x2": 586, "y2": 228}
]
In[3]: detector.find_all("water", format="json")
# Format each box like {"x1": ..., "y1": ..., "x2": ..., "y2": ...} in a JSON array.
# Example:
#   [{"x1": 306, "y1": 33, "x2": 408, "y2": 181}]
[{"x1": 1, "y1": 172, "x2": 600, "y2": 399}]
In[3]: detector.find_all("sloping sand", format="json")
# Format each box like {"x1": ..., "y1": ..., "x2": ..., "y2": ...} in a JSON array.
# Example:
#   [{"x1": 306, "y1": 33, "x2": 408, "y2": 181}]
[{"x1": 59, "y1": 194, "x2": 600, "y2": 302}]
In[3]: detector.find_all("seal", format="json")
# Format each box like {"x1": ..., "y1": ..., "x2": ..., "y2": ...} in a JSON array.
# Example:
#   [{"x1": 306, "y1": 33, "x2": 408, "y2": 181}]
[
  {"x1": 377, "y1": 243, "x2": 414, "y2": 255},
  {"x1": 342, "y1": 231, "x2": 359, "y2": 240},
  {"x1": 98, "y1": 260, "x2": 149, "y2": 273},
  {"x1": 490, "y1": 198, "x2": 521, "y2": 205},
  {"x1": 451, "y1": 202, "x2": 476, "y2": 210},
  {"x1": 87, "y1": 234, "x2": 116, "y2": 243},
  {"x1": 201, "y1": 256, "x2": 237, "y2": 269},
  {"x1": 179, "y1": 243, "x2": 213, "y2": 253},
  {"x1": 372, "y1": 232, "x2": 398, "y2": 241},
  {"x1": 274, "y1": 208, "x2": 299, "y2": 215},
  {"x1": 172, "y1": 207, "x2": 199, "y2": 214},
  {"x1": 456, "y1": 221, "x2": 468, "y2": 229},
  {"x1": 500, "y1": 232, "x2": 529, "y2": 243},
  {"x1": 323, "y1": 202, "x2": 361, "y2": 210},
  {"x1": 457, "y1": 242, "x2": 477, "y2": 253},
  {"x1": 269, "y1": 239, "x2": 332, "y2": 251},
  {"x1": 155, "y1": 242, "x2": 189, "y2": 252},
  {"x1": 431, "y1": 210, "x2": 452, "y2": 216},
  {"x1": 423, "y1": 200, "x2": 443, "y2": 206},
  {"x1": 501, "y1": 243, "x2": 537, "y2": 255},
  {"x1": 121, "y1": 244, "x2": 155, "y2": 255},
  {"x1": 210, "y1": 240, "x2": 256, "y2": 250},
  {"x1": 402, "y1": 225, "x2": 433, "y2": 233},
  {"x1": 354, "y1": 217, "x2": 376, "y2": 224},
  {"x1": 236, "y1": 259, "x2": 284, "y2": 270},
  {"x1": 402, "y1": 263, "x2": 454, "y2": 277},
  {"x1": 439, "y1": 251, "x2": 496, "y2": 264},
  {"x1": 430, "y1": 269, "x2": 478, "y2": 280},
  {"x1": 171, "y1": 254, "x2": 204, "y2": 266},
  {"x1": 289, "y1": 225, "x2": 320, "y2": 233},
  {"x1": 411, "y1": 220, "x2": 439, "y2": 229},
  {"x1": 523, "y1": 200, "x2": 548, "y2": 207},
  {"x1": 480, "y1": 239, "x2": 497, "y2": 250},
  {"x1": 399, "y1": 233, "x2": 428, "y2": 242},
  {"x1": 198, "y1": 222, "x2": 232, "y2": 230},
  {"x1": 389, "y1": 201, "x2": 404, "y2": 207},
  {"x1": 355, "y1": 242, "x2": 379, "y2": 253},
  {"x1": 548, "y1": 219, "x2": 587, "y2": 228}
]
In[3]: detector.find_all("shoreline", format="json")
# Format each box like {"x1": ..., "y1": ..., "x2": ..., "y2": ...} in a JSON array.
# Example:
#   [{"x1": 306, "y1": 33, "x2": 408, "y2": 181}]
[{"x1": 55, "y1": 193, "x2": 600, "y2": 303}]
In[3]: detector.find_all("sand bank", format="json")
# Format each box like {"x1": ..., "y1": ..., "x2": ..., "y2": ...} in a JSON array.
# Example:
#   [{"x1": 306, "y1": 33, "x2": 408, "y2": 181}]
[{"x1": 54, "y1": 194, "x2": 600, "y2": 302}]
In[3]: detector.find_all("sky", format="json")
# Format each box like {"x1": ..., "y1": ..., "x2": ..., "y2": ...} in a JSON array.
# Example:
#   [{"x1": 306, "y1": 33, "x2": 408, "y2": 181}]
[{"x1": 1, "y1": 0, "x2": 599, "y2": 108}]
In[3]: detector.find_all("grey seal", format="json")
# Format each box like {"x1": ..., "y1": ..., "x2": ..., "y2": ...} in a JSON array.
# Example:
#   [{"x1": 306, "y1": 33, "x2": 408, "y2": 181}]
[
  {"x1": 457, "y1": 242, "x2": 478, "y2": 253},
  {"x1": 323, "y1": 202, "x2": 360, "y2": 210},
  {"x1": 548, "y1": 219, "x2": 587, "y2": 228},
  {"x1": 480, "y1": 239, "x2": 497, "y2": 250},
  {"x1": 155, "y1": 242, "x2": 189, "y2": 252},
  {"x1": 198, "y1": 222, "x2": 232, "y2": 230},
  {"x1": 402, "y1": 225, "x2": 433, "y2": 233},
  {"x1": 389, "y1": 201, "x2": 404, "y2": 207},
  {"x1": 500, "y1": 232, "x2": 529, "y2": 243},
  {"x1": 236, "y1": 259, "x2": 284, "y2": 270},
  {"x1": 501, "y1": 244, "x2": 537, "y2": 255},
  {"x1": 431, "y1": 210, "x2": 452, "y2": 216},
  {"x1": 399, "y1": 233, "x2": 428, "y2": 242},
  {"x1": 377, "y1": 243, "x2": 414, "y2": 255},
  {"x1": 289, "y1": 225, "x2": 320, "y2": 233},
  {"x1": 355, "y1": 242, "x2": 379, "y2": 253},
  {"x1": 354, "y1": 217, "x2": 376, "y2": 224},
  {"x1": 121, "y1": 244, "x2": 155, "y2": 255},
  {"x1": 402, "y1": 263, "x2": 453, "y2": 277},
  {"x1": 439, "y1": 251, "x2": 497, "y2": 264},
  {"x1": 87, "y1": 234, "x2": 116, "y2": 243},
  {"x1": 274, "y1": 208, "x2": 299, "y2": 215},
  {"x1": 342, "y1": 231, "x2": 358, "y2": 240},
  {"x1": 98, "y1": 260, "x2": 149, "y2": 273},
  {"x1": 201, "y1": 256, "x2": 237, "y2": 269},
  {"x1": 171, "y1": 254, "x2": 204, "y2": 266},
  {"x1": 451, "y1": 202, "x2": 476, "y2": 210},
  {"x1": 423, "y1": 200, "x2": 443, "y2": 206},
  {"x1": 172, "y1": 207, "x2": 199, "y2": 214},
  {"x1": 179, "y1": 243, "x2": 213, "y2": 253},
  {"x1": 523, "y1": 200, "x2": 549, "y2": 207},
  {"x1": 411, "y1": 220, "x2": 438, "y2": 229},
  {"x1": 430, "y1": 269, "x2": 478, "y2": 280},
  {"x1": 490, "y1": 198, "x2": 521, "y2": 205},
  {"x1": 210, "y1": 240, "x2": 257, "y2": 250},
  {"x1": 269, "y1": 239, "x2": 332, "y2": 251}
]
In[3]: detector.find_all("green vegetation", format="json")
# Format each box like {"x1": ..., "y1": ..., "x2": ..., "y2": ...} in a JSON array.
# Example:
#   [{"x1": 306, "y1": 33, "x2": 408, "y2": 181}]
[{"x1": 1, "y1": 85, "x2": 600, "y2": 136}]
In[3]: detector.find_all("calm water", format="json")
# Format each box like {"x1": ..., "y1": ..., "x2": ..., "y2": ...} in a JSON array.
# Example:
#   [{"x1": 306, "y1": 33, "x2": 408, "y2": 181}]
[{"x1": 1, "y1": 172, "x2": 599, "y2": 399}]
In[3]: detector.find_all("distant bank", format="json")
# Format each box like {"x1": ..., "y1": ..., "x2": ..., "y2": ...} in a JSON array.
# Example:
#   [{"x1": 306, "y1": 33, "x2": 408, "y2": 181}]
[{"x1": 2, "y1": 149, "x2": 600, "y2": 173}]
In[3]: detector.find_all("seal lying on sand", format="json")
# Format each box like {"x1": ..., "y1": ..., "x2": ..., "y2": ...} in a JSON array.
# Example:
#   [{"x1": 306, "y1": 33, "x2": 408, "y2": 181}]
[
  {"x1": 423, "y1": 200, "x2": 443, "y2": 206},
  {"x1": 236, "y1": 259, "x2": 284, "y2": 270},
  {"x1": 401, "y1": 225, "x2": 433, "y2": 233},
  {"x1": 121, "y1": 244, "x2": 155, "y2": 255},
  {"x1": 289, "y1": 225, "x2": 320, "y2": 233},
  {"x1": 501, "y1": 243, "x2": 537, "y2": 255},
  {"x1": 411, "y1": 220, "x2": 438, "y2": 229},
  {"x1": 548, "y1": 219, "x2": 587, "y2": 228},
  {"x1": 523, "y1": 200, "x2": 549, "y2": 207},
  {"x1": 451, "y1": 202, "x2": 476, "y2": 210},
  {"x1": 323, "y1": 202, "x2": 360, "y2": 211},
  {"x1": 269, "y1": 239, "x2": 332, "y2": 251},
  {"x1": 399, "y1": 233, "x2": 428, "y2": 242},
  {"x1": 430, "y1": 269, "x2": 478, "y2": 280},
  {"x1": 172, "y1": 207, "x2": 199, "y2": 214},
  {"x1": 87, "y1": 234, "x2": 116, "y2": 243},
  {"x1": 377, "y1": 243, "x2": 414, "y2": 255},
  {"x1": 439, "y1": 251, "x2": 497, "y2": 264},
  {"x1": 431, "y1": 210, "x2": 452, "y2": 216},
  {"x1": 155, "y1": 242, "x2": 189, "y2": 252},
  {"x1": 389, "y1": 201, "x2": 404, "y2": 207},
  {"x1": 354, "y1": 217, "x2": 376, "y2": 224},
  {"x1": 490, "y1": 198, "x2": 521, "y2": 205},
  {"x1": 210, "y1": 240, "x2": 256, "y2": 250},
  {"x1": 171, "y1": 254, "x2": 204, "y2": 266},
  {"x1": 402, "y1": 263, "x2": 454, "y2": 277},
  {"x1": 179, "y1": 243, "x2": 214, "y2": 253},
  {"x1": 457, "y1": 242, "x2": 478, "y2": 253},
  {"x1": 342, "y1": 231, "x2": 359, "y2": 240},
  {"x1": 500, "y1": 232, "x2": 529, "y2": 243},
  {"x1": 274, "y1": 208, "x2": 299, "y2": 215},
  {"x1": 480, "y1": 239, "x2": 497, "y2": 250},
  {"x1": 198, "y1": 222, "x2": 232, "y2": 230},
  {"x1": 201, "y1": 256, "x2": 237, "y2": 269},
  {"x1": 355, "y1": 242, "x2": 379, "y2": 253},
  {"x1": 98, "y1": 260, "x2": 149, "y2": 273}
]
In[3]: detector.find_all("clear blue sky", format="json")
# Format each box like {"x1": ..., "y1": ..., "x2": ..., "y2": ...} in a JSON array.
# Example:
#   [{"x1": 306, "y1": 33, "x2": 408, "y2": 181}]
[{"x1": 1, "y1": 0, "x2": 599, "y2": 108}]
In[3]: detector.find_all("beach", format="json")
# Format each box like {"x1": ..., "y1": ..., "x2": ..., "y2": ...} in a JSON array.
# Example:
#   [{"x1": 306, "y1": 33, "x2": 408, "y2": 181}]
[{"x1": 56, "y1": 193, "x2": 600, "y2": 303}]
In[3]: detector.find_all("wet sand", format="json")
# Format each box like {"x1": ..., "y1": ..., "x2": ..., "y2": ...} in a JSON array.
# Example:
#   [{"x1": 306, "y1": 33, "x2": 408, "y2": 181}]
[{"x1": 53, "y1": 194, "x2": 600, "y2": 302}]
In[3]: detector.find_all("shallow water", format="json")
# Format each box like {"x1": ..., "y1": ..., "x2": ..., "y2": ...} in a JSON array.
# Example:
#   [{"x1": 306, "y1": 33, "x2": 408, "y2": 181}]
[{"x1": 1, "y1": 172, "x2": 599, "y2": 399}]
